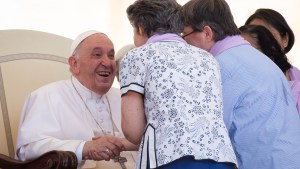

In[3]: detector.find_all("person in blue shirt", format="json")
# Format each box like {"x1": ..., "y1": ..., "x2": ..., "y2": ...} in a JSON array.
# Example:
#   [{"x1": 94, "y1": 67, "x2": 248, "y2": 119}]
[{"x1": 180, "y1": 0, "x2": 300, "y2": 169}]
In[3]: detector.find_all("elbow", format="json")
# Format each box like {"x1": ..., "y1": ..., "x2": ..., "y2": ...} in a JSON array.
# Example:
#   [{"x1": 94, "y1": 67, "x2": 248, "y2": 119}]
[
  {"x1": 124, "y1": 133, "x2": 141, "y2": 145},
  {"x1": 122, "y1": 126, "x2": 142, "y2": 145}
]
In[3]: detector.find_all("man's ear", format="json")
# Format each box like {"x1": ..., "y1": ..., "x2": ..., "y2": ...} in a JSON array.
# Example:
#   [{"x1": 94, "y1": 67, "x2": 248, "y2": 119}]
[
  {"x1": 68, "y1": 56, "x2": 79, "y2": 74},
  {"x1": 202, "y1": 25, "x2": 214, "y2": 41}
]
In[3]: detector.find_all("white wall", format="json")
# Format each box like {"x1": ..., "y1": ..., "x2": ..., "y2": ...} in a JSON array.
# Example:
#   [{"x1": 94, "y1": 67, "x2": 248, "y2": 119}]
[{"x1": 0, "y1": 0, "x2": 299, "y2": 67}]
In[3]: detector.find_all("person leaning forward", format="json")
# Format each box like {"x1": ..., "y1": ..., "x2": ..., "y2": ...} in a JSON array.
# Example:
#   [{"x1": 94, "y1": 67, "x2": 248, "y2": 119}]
[
  {"x1": 121, "y1": 0, "x2": 238, "y2": 169},
  {"x1": 16, "y1": 30, "x2": 138, "y2": 169},
  {"x1": 180, "y1": 0, "x2": 300, "y2": 169}
]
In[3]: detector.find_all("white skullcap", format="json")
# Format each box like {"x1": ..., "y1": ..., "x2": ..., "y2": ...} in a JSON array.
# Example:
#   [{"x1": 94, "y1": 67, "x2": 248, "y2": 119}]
[
  {"x1": 115, "y1": 44, "x2": 136, "y2": 61},
  {"x1": 70, "y1": 30, "x2": 102, "y2": 55}
]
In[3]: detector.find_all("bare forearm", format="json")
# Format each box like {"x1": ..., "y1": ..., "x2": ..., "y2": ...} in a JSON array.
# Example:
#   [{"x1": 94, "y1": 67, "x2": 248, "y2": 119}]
[{"x1": 120, "y1": 138, "x2": 139, "y2": 151}]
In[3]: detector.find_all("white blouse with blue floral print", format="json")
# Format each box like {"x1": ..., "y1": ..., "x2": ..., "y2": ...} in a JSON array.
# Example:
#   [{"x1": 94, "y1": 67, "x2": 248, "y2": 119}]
[{"x1": 120, "y1": 40, "x2": 237, "y2": 169}]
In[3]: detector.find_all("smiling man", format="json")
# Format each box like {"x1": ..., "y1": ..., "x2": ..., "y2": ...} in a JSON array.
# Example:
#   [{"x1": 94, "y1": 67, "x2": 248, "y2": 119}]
[{"x1": 16, "y1": 30, "x2": 138, "y2": 169}]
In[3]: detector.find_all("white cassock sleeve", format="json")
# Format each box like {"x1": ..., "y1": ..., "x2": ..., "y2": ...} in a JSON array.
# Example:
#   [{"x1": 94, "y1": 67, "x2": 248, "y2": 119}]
[{"x1": 15, "y1": 83, "x2": 87, "y2": 162}]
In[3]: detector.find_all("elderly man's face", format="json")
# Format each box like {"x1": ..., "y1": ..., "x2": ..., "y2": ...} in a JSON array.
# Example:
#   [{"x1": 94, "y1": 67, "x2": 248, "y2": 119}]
[{"x1": 72, "y1": 34, "x2": 116, "y2": 95}]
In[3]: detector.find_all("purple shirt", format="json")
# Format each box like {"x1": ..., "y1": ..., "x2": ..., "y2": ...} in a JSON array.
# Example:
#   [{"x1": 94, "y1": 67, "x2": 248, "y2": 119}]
[{"x1": 288, "y1": 66, "x2": 300, "y2": 115}]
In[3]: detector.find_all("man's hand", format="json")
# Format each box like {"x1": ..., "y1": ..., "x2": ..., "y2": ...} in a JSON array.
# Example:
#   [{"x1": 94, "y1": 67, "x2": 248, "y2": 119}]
[{"x1": 82, "y1": 136, "x2": 125, "y2": 161}]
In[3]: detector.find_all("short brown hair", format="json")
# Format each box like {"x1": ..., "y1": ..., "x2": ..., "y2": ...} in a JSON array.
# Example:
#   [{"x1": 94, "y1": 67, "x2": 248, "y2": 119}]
[{"x1": 181, "y1": 0, "x2": 240, "y2": 41}]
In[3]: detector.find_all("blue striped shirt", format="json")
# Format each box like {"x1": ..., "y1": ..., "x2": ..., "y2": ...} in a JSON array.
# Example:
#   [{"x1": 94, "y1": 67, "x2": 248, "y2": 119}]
[{"x1": 215, "y1": 41, "x2": 300, "y2": 169}]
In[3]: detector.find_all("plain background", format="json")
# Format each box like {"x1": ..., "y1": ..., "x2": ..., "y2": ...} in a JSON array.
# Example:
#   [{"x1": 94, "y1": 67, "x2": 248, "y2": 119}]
[{"x1": 0, "y1": 0, "x2": 299, "y2": 67}]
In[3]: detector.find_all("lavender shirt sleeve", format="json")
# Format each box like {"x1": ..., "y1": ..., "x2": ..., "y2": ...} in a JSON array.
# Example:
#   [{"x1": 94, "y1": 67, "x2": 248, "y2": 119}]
[{"x1": 288, "y1": 66, "x2": 300, "y2": 115}]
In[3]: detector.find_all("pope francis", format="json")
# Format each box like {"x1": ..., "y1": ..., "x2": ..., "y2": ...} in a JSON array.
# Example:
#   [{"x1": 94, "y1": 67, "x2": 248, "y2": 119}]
[{"x1": 16, "y1": 30, "x2": 138, "y2": 169}]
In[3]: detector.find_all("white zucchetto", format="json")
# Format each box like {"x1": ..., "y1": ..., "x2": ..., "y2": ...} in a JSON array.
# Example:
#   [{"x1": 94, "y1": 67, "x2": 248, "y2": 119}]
[{"x1": 70, "y1": 30, "x2": 103, "y2": 55}]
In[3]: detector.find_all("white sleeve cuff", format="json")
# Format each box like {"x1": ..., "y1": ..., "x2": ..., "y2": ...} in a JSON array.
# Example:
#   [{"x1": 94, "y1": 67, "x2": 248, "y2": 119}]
[{"x1": 75, "y1": 141, "x2": 86, "y2": 162}]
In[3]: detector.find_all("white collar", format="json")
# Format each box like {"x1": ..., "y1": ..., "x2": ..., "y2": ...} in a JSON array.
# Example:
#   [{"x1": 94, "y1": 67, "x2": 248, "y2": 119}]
[{"x1": 71, "y1": 76, "x2": 103, "y2": 100}]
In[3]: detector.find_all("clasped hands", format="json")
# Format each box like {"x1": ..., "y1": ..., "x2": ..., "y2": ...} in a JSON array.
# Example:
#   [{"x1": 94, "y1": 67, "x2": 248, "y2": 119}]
[{"x1": 82, "y1": 135, "x2": 126, "y2": 161}]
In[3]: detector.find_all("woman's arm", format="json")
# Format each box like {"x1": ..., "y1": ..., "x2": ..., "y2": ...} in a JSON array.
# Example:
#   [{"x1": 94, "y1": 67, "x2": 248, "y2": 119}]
[
  {"x1": 120, "y1": 138, "x2": 140, "y2": 151},
  {"x1": 121, "y1": 91, "x2": 146, "y2": 145}
]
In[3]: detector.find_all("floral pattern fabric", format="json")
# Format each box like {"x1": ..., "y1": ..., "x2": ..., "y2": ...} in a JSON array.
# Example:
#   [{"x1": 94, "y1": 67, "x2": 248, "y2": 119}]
[{"x1": 120, "y1": 40, "x2": 237, "y2": 168}]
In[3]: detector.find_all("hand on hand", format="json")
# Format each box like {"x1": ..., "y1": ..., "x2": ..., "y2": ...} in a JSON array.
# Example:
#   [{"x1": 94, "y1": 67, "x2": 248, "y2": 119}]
[{"x1": 83, "y1": 136, "x2": 125, "y2": 161}]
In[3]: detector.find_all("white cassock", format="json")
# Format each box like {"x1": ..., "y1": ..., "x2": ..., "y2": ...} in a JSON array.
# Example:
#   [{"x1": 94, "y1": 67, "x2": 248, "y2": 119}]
[{"x1": 16, "y1": 76, "x2": 136, "y2": 169}]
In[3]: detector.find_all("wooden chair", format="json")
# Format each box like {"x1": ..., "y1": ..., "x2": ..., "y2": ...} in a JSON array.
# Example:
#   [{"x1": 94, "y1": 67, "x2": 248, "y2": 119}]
[
  {"x1": 0, "y1": 150, "x2": 77, "y2": 169},
  {"x1": 0, "y1": 30, "x2": 78, "y2": 168}
]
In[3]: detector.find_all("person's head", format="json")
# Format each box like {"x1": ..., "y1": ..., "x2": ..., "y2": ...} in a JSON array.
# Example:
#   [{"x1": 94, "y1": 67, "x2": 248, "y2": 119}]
[
  {"x1": 180, "y1": 0, "x2": 240, "y2": 51},
  {"x1": 245, "y1": 8, "x2": 294, "y2": 54},
  {"x1": 239, "y1": 25, "x2": 291, "y2": 73},
  {"x1": 115, "y1": 44, "x2": 135, "y2": 82},
  {"x1": 126, "y1": 0, "x2": 183, "y2": 47},
  {"x1": 68, "y1": 30, "x2": 116, "y2": 95}
]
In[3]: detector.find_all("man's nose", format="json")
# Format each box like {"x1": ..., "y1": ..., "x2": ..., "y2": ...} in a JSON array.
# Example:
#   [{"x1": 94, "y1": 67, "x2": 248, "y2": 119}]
[{"x1": 99, "y1": 54, "x2": 112, "y2": 66}]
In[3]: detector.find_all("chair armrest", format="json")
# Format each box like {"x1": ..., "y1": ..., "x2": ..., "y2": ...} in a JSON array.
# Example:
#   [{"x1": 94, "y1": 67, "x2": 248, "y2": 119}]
[{"x1": 0, "y1": 150, "x2": 78, "y2": 169}]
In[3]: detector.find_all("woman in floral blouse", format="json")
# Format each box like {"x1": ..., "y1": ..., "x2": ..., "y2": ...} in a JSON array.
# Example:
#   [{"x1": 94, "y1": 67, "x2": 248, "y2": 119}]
[{"x1": 119, "y1": 0, "x2": 238, "y2": 169}]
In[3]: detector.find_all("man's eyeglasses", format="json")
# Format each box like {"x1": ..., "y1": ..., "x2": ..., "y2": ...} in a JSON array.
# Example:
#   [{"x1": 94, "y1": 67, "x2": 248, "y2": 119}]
[{"x1": 181, "y1": 30, "x2": 197, "y2": 39}]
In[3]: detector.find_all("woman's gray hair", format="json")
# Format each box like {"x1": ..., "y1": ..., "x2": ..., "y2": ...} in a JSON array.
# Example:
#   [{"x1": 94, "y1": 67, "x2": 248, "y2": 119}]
[{"x1": 127, "y1": 0, "x2": 183, "y2": 37}]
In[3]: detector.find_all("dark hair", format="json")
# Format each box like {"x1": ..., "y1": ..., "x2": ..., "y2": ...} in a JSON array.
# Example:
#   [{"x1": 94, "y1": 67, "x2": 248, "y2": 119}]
[
  {"x1": 239, "y1": 25, "x2": 291, "y2": 73},
  {"x1": 126, "y1": 0, "x2": 183, "y2": 37},
  {"x1": 245, "y1": 8, "x2": 294, "y2": 54},
  {"x1": 180, "y1": 0, "x2": 240, "y2": 41}
]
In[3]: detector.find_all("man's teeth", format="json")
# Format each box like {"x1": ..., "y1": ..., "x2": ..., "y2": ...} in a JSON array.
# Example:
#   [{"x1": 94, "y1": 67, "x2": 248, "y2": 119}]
[{"x1": 97, "y1": 72, "x2": 110, "y2": 76}]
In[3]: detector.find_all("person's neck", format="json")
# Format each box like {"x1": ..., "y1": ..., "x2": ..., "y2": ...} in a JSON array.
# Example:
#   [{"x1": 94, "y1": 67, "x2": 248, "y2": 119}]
[
  {"x1": 285, "y1": 71, "x2": 291, "y2": 81},
  {"x1": 209, "y1": 35, "x2": 249, "y2": 56}
]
